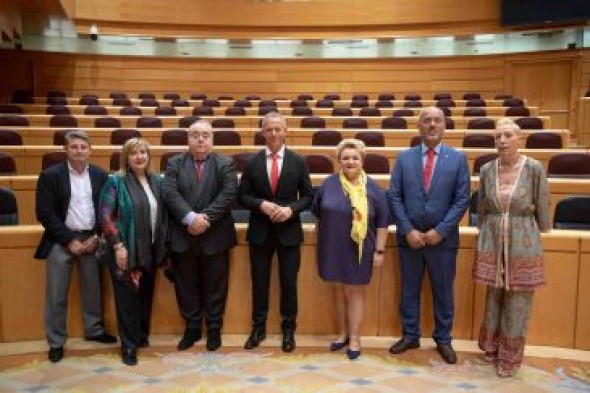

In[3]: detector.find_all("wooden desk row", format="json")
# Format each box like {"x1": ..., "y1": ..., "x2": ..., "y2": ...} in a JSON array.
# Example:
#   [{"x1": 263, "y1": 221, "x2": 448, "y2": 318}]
[
  {"x1": 1, "y1": 173, "x2": 588, "y2": 230},
  {"x1": 31, "y1": 98, "x2": 517, "y2": 108},
  {"x1": 0, "y1": 114, "x2": 552, "y2": 130},
  {"x1": 0, "y1": 127, "x2": 571, "y2": 149},
  {"x1": 0, "y1": 226, "x2": 587, "y2": 350},
  {"x1": 0, "y1": 145, "x2": 585, "y2": 177},
  {"x1": 13, "y1": 104, "x2": 538, "y2": 118}
]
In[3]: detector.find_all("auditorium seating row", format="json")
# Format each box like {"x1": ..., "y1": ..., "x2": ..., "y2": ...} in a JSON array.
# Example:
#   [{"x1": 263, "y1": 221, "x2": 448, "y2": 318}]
[
  {"x1": 0, "y1": 114, "x2": 552, "y2": 130},
  {"x1": 0, "y1": 226, "x2": 589, "y2": 350},
  {"x1": 2, "y1": 145, "x2": 588, "y2": 176},
  {"x1": 0, "y1": 127, "x2": 569, "y2": 148},
  {"x1": 0, "y1": 103, "x2": 538, "y2": 118},
  {"x1": 9, "y1": 89, "x2": 520, "y2": 104}
]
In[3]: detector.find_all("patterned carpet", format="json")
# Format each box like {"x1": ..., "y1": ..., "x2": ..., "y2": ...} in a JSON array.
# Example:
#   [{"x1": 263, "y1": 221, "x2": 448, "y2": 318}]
[{"x1": 1, "y1": 338, "x2": 589, "y2": 392}]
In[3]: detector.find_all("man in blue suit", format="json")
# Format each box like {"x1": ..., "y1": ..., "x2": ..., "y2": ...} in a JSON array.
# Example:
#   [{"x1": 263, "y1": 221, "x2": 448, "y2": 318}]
[{"x1": 387, "y1": 106, "x2": 470, "y2": 364}]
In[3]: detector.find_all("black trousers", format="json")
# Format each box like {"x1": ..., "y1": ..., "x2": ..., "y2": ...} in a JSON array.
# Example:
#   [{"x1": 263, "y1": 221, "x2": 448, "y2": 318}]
[
  {"x1": 108, "y1": 264, "x2": 156, "y2": 351},
  {"x1": 249, "y1": 234, "x2": 300, "y2": 332},
  {"x1": 171, "y1": 241, "x2": 229, "y2": 333}
]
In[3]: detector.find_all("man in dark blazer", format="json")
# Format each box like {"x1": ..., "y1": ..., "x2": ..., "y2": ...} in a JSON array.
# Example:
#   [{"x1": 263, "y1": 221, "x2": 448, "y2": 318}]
[
  {"x1": 35, "y1": 130, "x2": 116, "y2": 363},
  {"x1": 239, "y1": 112, "x2": 313, "y2": 352},
  {"x1": 162, "y1": 120, "x2": 238, "y2": 352},
  {"x1": 387, "y1": 107, "x2": 470, "y2": 364}
]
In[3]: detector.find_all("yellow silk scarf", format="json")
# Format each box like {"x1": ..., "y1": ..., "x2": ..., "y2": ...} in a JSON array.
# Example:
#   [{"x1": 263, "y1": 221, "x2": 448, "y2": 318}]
[{"x1": 339, "y1": 170, "x2": 368, "y2": 263}]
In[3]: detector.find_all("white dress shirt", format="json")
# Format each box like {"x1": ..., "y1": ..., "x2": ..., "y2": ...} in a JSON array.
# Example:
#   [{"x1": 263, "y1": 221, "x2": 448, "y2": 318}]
[
  {"x1": 139, "y1": 178, "x2": 158, "y2": 243},
  {"x1": 65, "y1": 163, "x2": 95, "y2": 231}
]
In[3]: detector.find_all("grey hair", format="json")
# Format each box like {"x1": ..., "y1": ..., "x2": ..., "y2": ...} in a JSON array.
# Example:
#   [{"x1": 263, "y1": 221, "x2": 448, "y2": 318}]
[
  {"x1": 261, "y1": 111, "x2": 286, "y2": 130},
  {"x1": 64, "y1": 129, "x2": 91, "y2": 146},
  {"x1": 188, "y1": 119, "x2": 214, "y2": 131}
]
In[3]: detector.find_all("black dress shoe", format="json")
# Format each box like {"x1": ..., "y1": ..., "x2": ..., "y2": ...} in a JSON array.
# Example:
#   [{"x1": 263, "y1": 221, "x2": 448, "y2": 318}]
[
  {"x1": 244, "y1": 328, "x2": 266, "y2": 350},
  {"x1": 329, "y1": 337, "x2": 349, "y2": 352},
  {"x1": 121, "y1": 348, "x2": 137, "y2": 366},
  {"x1": 206, "y1": 331, "x2": 222, "y2": 351},
  {"x1": 346, "y1": 348, "x2": 361, "y2": 360},
  {"x1": 388, "y1": 337, "x2": 420, "y2": 354},
  {"x1": 48, "y1": 347, "x2": 64, "y2": 363},
  {"x1": 436, "y1": 343, "x2": 457, "y2": 364},
  {"x1": 85, "y1": 333, "x2": 117, "y2": 344},
  {"x1": 177, "y1": 328, "x2": 202, "y2": 351},
  {"x1": 281, "y1": 331, "x2": 296, "y2": 353}
]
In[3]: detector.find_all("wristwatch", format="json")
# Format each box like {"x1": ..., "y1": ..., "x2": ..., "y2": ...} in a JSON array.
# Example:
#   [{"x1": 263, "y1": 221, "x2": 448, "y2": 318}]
[{"x1": 375, "y1": 249, "x2": 385, "y2": 255}]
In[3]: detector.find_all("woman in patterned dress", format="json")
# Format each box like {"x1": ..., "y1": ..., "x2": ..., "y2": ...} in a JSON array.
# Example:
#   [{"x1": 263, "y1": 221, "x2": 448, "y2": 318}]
[{"x1": 472, "y1": 118, "x2": 551, "y2": 377}]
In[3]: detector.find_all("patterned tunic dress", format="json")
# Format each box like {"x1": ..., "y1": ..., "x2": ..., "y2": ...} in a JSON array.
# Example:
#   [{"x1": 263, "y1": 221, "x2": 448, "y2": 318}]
[{"x1": 473, "y1": 156, "x2": 551, "y2": 290}]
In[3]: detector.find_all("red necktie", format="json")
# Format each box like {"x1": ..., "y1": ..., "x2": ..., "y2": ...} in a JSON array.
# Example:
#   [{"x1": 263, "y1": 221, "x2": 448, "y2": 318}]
[
  {"x1": 423, "y1": 147, "x2": 435, "y2": 191},
  {"x1": 270, "y1": 153, "x2": 279, "y2": 194},
  {"x1": 196, "y1": 160, "x2": 204, "y2": 180}
]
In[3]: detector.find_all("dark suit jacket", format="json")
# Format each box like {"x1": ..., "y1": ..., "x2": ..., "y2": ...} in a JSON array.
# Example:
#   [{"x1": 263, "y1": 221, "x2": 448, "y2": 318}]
[
  {"x1": 387, "y1": 143, "x2": 470, "y2": 250},
  {"x1": 239, "y1": 148, "x2": 313, "y2": 246},
  {"x1": 162, "y1": 151, "x2": 238, "y2": 255},
  {"x1": 34, "y1": 162, "x2": 108, "y2": 259}
]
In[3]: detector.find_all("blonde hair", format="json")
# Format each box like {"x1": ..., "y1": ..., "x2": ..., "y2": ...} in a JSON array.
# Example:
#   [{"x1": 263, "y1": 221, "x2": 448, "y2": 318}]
[
  {"x1": 336, "y1": 138, "x2": 367, "y2": 160},
  {"x1": 119, "y1": 138, "x2": 152, "y2": 174},
  {"x1": 496, "y1": 117, "x2": 522, "y2": 134}
]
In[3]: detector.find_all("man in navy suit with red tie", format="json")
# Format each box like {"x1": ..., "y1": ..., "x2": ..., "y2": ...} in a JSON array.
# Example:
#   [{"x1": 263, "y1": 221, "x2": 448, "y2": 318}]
[
  {"x1": 387, "y1": 107, "x2": 470, "y2": 364},
  {"x1": 239, "y1": 112, "x2": 313, "y2": 352}
]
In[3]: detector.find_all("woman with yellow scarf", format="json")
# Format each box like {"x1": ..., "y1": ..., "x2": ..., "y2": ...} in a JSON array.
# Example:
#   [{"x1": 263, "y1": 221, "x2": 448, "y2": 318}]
[{"x1": 311, "y1": 139, "x2": 389, "y2": 360}]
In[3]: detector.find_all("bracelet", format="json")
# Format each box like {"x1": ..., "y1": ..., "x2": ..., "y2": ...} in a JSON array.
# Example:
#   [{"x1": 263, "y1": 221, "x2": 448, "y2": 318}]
[{"x1": 375, "y1": 249, "x2": 385, "y2": 255}]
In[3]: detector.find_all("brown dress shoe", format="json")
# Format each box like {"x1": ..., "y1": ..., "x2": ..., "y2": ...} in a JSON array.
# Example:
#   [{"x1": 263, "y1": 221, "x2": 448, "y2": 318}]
[
  {"x1": 436, "y1": 343, "x2": 457, "y2": 364},
  {"x1": 388, "y1": 337, "x2": 420, "y2": 354}
]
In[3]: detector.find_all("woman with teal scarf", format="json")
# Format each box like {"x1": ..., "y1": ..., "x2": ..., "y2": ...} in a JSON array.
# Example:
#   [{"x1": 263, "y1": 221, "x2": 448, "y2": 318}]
[{"x1": 99, "y1": 138, "x2": 168, "y2": 366}]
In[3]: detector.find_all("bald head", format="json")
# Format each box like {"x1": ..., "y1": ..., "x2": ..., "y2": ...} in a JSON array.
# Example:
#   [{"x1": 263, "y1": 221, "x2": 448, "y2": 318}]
[
  {"x1": 418, "y1": 106, "x2": 446, "y2": 148},
  {"x1": 418, "y1": 106, "x2": 445, "y2": 123}
]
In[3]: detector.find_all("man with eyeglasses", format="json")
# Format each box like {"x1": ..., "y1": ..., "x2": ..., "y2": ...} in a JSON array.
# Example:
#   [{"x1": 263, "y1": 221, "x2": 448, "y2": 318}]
[{"x1": 162, "y1": 120, "x2": 238, "y2": 352}]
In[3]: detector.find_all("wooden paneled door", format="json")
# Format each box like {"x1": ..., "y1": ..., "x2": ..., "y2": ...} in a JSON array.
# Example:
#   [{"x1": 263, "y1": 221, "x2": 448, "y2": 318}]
[
  {"x1": 0, "y1": 55, "x2": 34, "y2": 102},
  {"x1": 507, "y1": 53, "x2": 581, "y2": 135}
]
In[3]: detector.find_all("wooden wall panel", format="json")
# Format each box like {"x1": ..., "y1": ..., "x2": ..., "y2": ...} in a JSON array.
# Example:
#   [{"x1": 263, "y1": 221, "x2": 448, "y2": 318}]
[
  {"x1": 71, "y1": 0, "x2": 499, "y2": 38},
  {"x1": 507, "y1": 52, "x2": 581, "y2": 133},
  {"x1": 0, "y1": 50, "x2": 514, "y2": 99},
  {"x1": 2, "y1": 227, "x2": 589, "y2": 348}
]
